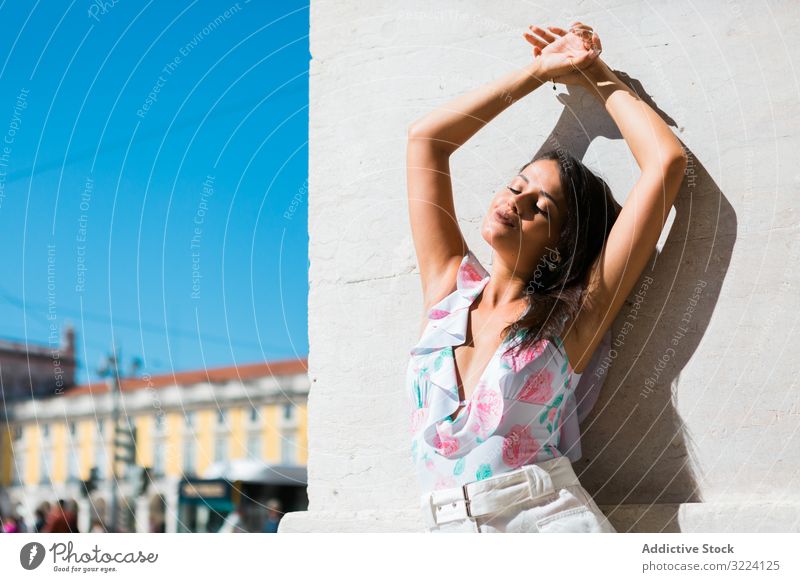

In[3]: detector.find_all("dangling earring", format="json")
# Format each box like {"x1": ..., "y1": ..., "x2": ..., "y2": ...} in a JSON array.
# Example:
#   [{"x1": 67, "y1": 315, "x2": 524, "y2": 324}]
[{"x1": 544, "y1": 247, "x2": 562, "y2": 272}]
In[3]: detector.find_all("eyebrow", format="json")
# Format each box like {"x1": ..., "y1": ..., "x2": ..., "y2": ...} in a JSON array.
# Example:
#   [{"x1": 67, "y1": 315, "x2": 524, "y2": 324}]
[{"x1": 515, "y1": 173, "x2": 563, "y2": 217}]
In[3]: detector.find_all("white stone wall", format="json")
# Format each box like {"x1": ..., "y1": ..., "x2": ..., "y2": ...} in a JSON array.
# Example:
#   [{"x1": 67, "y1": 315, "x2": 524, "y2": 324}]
[{"x1": 283, "y1": 0, "x2": 800, "y2": 532}]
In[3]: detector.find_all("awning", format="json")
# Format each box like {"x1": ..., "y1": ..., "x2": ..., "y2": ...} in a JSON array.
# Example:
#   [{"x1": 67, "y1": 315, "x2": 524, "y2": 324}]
[{"x1": 202, "y1": 459, "x2": 307, "y2": 486}]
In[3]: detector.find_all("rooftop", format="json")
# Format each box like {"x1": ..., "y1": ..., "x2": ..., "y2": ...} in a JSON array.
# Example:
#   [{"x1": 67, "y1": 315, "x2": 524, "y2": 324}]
[{"x1": 66, "y1": 357, "x2": 309, "y2": 397}]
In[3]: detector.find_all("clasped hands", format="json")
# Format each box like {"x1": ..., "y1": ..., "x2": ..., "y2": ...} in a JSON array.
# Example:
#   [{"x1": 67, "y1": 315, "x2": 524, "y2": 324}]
[{"x1": 523, "y1": 21, "x2": 609, "y2": 87}]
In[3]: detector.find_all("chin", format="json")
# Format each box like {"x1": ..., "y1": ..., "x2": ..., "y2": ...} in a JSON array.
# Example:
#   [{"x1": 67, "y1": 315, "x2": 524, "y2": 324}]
[{"x1": 481, "y1": 227, "x2": 517, "y2": 254}]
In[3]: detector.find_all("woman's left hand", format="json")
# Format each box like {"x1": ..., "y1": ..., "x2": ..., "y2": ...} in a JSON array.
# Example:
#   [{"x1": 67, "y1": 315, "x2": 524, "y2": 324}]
[{"x1": 523, "y1": 22, "x2": 602, "y2": 81}]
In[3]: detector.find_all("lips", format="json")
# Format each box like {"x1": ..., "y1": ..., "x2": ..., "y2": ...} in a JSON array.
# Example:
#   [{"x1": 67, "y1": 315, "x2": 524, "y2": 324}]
[{"x1": 494, "y1": 208, "x2": 517, "y2": 228}]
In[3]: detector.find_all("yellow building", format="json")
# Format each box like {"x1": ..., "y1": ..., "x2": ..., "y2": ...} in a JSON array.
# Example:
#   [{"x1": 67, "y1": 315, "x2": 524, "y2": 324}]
[{"x1": 0, "y1": 358, "x2": 309, "y2": 532}]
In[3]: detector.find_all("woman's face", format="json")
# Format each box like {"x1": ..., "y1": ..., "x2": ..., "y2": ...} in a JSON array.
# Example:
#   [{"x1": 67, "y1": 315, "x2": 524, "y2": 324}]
[{"x1": 481, "y1": 158, "x2": 567, "y2": 271}]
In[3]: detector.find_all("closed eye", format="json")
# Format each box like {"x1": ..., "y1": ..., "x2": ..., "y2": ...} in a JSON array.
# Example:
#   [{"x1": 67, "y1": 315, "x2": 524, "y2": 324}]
[{"x1": 507, "y1": 185, "x2": 551, "y2": 221}]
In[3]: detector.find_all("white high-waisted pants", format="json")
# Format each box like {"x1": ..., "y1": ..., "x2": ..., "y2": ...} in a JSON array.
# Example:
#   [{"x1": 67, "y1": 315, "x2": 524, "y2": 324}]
[{"x1": 420, "y1": 456, "x2": 617, "y2": 533}]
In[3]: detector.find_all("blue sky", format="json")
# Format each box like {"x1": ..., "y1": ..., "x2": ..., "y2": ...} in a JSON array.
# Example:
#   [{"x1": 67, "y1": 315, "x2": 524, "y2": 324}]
[{"x1": 0, "y1": 1, "x2": 309, "y2": 384}]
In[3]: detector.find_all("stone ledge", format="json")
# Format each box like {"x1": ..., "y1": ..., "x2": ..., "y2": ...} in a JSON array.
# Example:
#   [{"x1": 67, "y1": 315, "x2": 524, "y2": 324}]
[
  {"x1": 280, "y1": 509, "x2": 423, "y2": 532},
  {"x1": 280, "y1": 503, "x2": 800, "y2": 532}
]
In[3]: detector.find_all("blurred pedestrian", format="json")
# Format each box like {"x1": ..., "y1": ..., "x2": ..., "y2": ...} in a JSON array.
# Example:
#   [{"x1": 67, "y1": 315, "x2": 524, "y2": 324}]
[
  {"x1": 148, "y1": 517, "x2": 165, "y2": 533},
  {"x1": 34, "y1": 502, "x2": 51, "y2": 532},
  {"x1": 41, "y1": 499, "x2": 79, "y2": 533},
  {"x1": 261, "y1": 499, "x2": 282, "y2": 533}
]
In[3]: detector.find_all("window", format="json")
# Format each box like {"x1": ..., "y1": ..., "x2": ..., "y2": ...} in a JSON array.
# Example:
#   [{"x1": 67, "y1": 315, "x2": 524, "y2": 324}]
[
  {"x1": 213, "y1": 408, "x2": 228, "y2": 463},
  {"x1": 39, "y1": 424, "x2": 51, "y2": 484},
  {"x1": 65, "y1": 422, "x2": 79, "y2": 482},
  {"x1": 246, "y1": 431, "x2": 260, "y2": 460},
  {"x1": 283, "y1": 403, "x2": 294, "y2": 421},
  {"x1": 183, "y1": 413, "x2": 195, "y2": 475},
  {"x1": 95, "y1": 420, "x2": 107, "y2": 480},
  {"x1": 152, "y1": 414, "x2": 166, "y2": 478},
  {"x1": 67, "y1": 438, "x2": 80, "y2": 483},
  {"x1": 280, "y1": 431, "x2": 297, "y2": 464},
  {"x1": 153, "y1": 442, "x2": 165, "y2": 477},
  {"x1": 183, "y1": 438, "x2": 195, "y2": 475},
  {"x1": 11, "y1": 426, "x2": 24, "y2": 485},
  {"x1": 214, "y1": 433, "x2": 227, "y2": 463},
  {"x1": 67, "y1": 446, "x2": 80, "y2": 482},
  {"x1": 13, "y1": 452, "x2": 24, "y2": 486},
  {"x1": 246, "y1": 405, "x2": 261, "y2": 460}
]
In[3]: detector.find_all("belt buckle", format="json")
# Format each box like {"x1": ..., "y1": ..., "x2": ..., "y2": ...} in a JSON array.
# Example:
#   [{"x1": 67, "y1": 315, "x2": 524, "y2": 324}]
[{"x1": 433, "y1": 485, "x2": 472, "y2": 524}]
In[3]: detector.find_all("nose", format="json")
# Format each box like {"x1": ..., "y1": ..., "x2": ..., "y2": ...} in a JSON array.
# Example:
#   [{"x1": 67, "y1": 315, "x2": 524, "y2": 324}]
[{"x1": 506, "y1": 197, "x2": 519, "y2": 217}]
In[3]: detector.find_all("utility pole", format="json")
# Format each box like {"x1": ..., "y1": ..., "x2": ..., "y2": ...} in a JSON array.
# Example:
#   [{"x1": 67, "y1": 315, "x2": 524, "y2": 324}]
[
  {"x1": 98, "y1": 349, "x2": 142, "y2": 533},
  {"x1": 97, "y1": 348, "x2": 121, "y2": 533}
]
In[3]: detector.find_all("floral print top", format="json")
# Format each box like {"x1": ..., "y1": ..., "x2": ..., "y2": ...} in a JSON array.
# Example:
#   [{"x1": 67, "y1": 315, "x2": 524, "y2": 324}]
[{"x1": 406, "y1": 249, "x2": 583, "y2": 494}]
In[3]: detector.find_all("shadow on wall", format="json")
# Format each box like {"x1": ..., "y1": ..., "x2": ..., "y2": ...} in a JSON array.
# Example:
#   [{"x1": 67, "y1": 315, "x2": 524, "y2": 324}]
[{"x1": 534, "y1": 71, "x2": 734, "y2": 532}]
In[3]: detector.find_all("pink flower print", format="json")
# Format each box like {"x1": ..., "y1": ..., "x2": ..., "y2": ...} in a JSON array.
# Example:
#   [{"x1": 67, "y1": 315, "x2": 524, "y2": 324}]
[
  {"x1": 410, "y1": 407, "x2": 428, "y2": 434},
  {"x1": 458, "y1": 260, "x2": 485, "y2": 290},
  {"x1": 546, "y1": 406, "x2": 561, "y2": 433},
  {"x1": 432, "y1": 432, "x2": 460, "y2": 456},
  {"x1": 469, "y1": 385, "x2": 502, "y2": 439},
  {"x1": 434, "y1": 475, "x2": 458, "y2": 490},
  {"x1": 518, "y1": 368, "x2": 554, "y2": 404},
  {"x1": 504, "y1": 340, "x2": 549, "y2": 372},
  {"x1": 502, "y1": 424, "x2": 540, "y2": 469},
  {"x1": 428, "y1": 308, "x2": 450, "y2": 320}
]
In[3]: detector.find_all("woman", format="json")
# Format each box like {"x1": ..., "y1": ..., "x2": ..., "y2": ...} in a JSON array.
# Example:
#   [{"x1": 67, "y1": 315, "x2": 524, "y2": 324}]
[{"x1": 406, "y1": 22, "x2": 686, "y2": 533}]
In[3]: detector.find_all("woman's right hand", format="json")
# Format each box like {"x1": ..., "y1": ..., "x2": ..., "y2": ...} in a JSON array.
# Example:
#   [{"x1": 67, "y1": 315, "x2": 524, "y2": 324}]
[
  {"x1": 553, "y1": 54, "x2": 613, "y2": 89},
  {"x1": 523, "y1": 22, "x2": 602, "y2": 81}
]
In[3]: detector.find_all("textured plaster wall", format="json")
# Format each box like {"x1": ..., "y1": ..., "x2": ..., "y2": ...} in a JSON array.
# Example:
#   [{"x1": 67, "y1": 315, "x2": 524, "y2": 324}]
[{"x1": 283, "y1": 0, "x2": 800, "y2": 532}]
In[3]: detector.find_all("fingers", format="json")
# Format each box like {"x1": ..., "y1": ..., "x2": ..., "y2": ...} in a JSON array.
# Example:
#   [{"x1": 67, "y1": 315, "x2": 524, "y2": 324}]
[
  {"x1": 529, "y1": 25, "x2": 557, "y2": 43},
  {"x1": 569, "y1": 21, "x2": 594, "y2": 47},
  {"x1": 592, "y1": 32, "x2": 603, "y2": 53},
  {"x1": 570, "y1": 21, "x2": 593, "y2": 34},
  {"x1": 523, "y1": 30, "x2": 547, "y2": 50},
  {"x1": 522, "y1": 22, "x2": 602, "y2": 64}
]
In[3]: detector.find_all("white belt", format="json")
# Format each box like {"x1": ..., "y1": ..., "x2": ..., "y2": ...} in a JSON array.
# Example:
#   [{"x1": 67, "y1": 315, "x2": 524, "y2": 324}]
[{"x1": 420, "y1": 456, "x2": 580, "y2": 529}]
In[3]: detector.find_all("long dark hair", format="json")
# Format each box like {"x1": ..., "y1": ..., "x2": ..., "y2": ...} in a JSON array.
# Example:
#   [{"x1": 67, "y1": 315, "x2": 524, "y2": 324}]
[{"x1": 501, "y1": 149, "x2": 620, "y2": 359}]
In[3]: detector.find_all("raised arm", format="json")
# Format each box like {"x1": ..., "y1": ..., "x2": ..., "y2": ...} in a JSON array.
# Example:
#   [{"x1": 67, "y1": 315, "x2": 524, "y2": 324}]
[
  {"x1": 407, "y1": 26, "x2": 600, "y2": 312},
  {"x1": 557, "y1": 26, "x2": 688, "y2": 372}
]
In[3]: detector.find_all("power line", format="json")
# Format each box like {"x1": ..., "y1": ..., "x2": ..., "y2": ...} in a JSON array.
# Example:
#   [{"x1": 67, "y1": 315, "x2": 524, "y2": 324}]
[{"x1": 0, "y1": 286, "x2": 298, "y2": 352}]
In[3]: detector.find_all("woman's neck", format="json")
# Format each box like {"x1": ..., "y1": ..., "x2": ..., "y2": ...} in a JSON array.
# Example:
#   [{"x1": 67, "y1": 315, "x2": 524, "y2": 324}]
[{"x1": 480, "y1": 257, "x2": 532, "y2": 312}]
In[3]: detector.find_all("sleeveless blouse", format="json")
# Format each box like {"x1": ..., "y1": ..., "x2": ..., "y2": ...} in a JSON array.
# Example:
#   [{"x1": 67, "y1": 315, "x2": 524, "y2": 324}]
[{"x1": 406, "y1": 249, "x2": 584, "y2": 494}]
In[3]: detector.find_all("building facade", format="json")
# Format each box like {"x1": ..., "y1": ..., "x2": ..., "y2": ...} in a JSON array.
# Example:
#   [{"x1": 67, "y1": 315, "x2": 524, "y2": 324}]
[
  {"x1": 0, "y1": 358, "x2": 309, "y2": 532},
  {"x1": 0, "y1": 327, "x2": 77, "y2": 401}
]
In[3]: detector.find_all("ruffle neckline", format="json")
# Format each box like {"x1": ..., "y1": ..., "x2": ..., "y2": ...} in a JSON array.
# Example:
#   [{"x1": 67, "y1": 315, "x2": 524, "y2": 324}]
[
  {"x1": 409, "y1": 250, "x2": 491, "y2": 357},
  {"x1": 409, "y1": 250, "x2": 532, "y2": 459}
]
